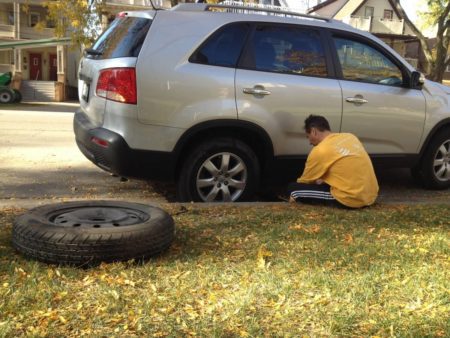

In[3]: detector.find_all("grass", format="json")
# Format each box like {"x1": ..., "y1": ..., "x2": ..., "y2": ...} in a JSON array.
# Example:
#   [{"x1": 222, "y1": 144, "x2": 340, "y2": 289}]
[{"x1": 0, "y1": 203, "x2": 449, "y2": 337}]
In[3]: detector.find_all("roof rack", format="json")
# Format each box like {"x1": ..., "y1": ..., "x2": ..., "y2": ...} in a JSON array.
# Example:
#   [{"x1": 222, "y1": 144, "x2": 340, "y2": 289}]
[{"x1": 204, "y1": 3, "x2": 331, "y2": 22}]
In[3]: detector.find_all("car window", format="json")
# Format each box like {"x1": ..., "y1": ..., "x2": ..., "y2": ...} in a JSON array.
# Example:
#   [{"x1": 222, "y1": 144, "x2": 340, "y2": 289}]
[
  {"x1": 333, "y1": 37, "x2": 403, "y2": 86},
  {"x1": 190, "y1": 23, "x2": 250, "y2": 67},
  {"x1": 89, "y1": 16, "x2": 152, "y2": 59},
  {"x1": 242, "y1": 25, "x2": 327, "y2": 77}
]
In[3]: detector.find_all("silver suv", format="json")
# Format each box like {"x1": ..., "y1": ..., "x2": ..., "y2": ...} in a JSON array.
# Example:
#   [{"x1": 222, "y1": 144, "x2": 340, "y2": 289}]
[{"x1": 74, "y1": 3, "x2": 450, "y2": 202}]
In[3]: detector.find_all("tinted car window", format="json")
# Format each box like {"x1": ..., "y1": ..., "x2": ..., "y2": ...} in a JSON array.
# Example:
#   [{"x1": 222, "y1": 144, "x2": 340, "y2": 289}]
[
  {"x1": 243, "y1": 25, "x2": 327, "y2": 77},
  {"x1": 89, "y1": 17, "x2": 152, "y2": 59},
  {"x1": 190, "y1": 23, "x2": 249, "y2": 67},
  {"x1": 333, "y1": 37, "x2": 403, "y2": 86}
]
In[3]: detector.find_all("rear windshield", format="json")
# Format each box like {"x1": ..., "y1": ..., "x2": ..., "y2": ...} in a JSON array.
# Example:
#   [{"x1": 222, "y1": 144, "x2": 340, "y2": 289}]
[{"x1": 88, "y1": 16, "x2": 152, "y2": 59}]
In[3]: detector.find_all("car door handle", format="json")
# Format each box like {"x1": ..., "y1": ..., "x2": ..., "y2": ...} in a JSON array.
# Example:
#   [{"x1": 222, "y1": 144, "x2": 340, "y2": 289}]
[
  {"x1": 346, "y1": 97, "x2": 368, "y2": 104},
  {"x1": 243, "y1": 87, "x2": 271, "y2": 96}
]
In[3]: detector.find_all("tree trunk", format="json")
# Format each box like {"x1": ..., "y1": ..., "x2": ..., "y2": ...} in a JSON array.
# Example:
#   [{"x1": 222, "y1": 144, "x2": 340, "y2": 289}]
[{"x1": 390, "y1": 0, "x2": 450, "y2": 83}]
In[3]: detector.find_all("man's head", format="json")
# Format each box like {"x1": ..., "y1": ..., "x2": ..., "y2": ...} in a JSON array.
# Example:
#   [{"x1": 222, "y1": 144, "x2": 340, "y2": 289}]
[{"x1": 304, "y1": 115, "x2": 332, "y2": 146}]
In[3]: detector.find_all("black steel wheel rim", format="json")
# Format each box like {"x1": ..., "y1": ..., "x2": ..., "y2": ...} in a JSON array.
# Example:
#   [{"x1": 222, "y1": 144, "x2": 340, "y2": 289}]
[{"x1": 47, "y1": 206, "x2": 150, "y2": 228}]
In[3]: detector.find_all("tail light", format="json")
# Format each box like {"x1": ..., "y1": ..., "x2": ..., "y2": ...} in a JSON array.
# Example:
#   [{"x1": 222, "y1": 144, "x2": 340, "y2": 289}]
[{"x1": 96, "y1": 68, "x2": 137, "y2": 104}]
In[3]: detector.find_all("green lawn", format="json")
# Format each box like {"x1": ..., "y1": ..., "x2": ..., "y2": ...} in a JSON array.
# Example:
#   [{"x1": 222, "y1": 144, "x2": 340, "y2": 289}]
[{"x1": 0, "y1": 204, "x2": 449, "y2": 337}]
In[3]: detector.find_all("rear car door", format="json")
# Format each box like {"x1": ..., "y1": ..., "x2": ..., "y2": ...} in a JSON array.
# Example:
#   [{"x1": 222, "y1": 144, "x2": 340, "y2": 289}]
[
  {"x1": 331, "y1": 34, "x2": 426, "y2": 156},
  {"x1": 235, "y1": 23, "x2": 343, "y2": 156}
]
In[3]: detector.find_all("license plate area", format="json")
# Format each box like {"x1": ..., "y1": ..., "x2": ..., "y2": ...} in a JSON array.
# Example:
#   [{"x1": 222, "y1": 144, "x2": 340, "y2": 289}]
[{"x1": 81, "y1": 81, "x2": 90, "y2": 102}]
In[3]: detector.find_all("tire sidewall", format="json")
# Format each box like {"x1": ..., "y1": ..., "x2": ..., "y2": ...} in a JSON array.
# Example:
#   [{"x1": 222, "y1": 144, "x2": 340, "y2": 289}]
[
  {"x1": 14, "y1": 200, "x2": 172, "y2": 236},
  {"x1": 420, "y1": 130, "x2": 450, "y2": 189},
  {"x1": 0, "y1": 88, "x2": 14, "y2": 103},
  {"x1": 177, "y1": 138, "x2": 260, "y2": 202},
  {"x1": 12, "y1": 201, "x2": 175, "y2": 265}
]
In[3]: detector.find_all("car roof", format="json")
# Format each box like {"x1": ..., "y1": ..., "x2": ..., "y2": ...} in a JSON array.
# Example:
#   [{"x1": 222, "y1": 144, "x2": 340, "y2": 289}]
[{"x1": 170, "y1": 3, "x2": 352, "y2": 30}]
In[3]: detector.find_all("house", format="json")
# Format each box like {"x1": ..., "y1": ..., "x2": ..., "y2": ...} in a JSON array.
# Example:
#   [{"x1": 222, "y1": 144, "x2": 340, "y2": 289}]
[
  {"x1": 308, "y1": 0, "x2": 420, "y2": 68},
  {"x1": 0, "y1": 0, "x2": 171, "y2": 102},
  {"x1": 0, "y1": 0, "x2": 75, "y2": 101}
]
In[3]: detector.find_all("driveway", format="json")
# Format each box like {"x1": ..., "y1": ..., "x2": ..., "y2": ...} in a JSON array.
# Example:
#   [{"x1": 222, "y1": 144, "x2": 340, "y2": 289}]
[{"x1": 0, "y1": 102, "x2": 449, "y2": 207}]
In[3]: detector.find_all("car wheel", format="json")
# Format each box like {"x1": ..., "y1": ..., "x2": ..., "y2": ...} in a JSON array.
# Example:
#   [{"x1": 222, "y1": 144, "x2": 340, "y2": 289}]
[
  {"x1": 12, "y1": 201, "x2": 175, "y2": 266},
  {"x1": 177, "y1": 138, "x2": 260, "y2": 202},
  {"x1": 12, "y1": 89, "x2": 22, "y2": 103},
  {"x1": 418, "y1": 129, "x2": 450, "y2": 189},
  {"x1": 0, "y1": 88, "x2": 14, "y2": 103}
]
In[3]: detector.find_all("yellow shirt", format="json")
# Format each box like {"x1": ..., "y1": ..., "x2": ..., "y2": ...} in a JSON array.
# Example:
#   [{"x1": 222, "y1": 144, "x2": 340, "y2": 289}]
[{"x1": 298, "y1": 133, "x2": 379, "y2": 208}]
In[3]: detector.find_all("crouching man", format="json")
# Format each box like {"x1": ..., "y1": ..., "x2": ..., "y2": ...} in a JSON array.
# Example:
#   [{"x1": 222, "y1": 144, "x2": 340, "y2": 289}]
[{"x1": 288, "y1": 115, "x2": 379, "y2": 208}]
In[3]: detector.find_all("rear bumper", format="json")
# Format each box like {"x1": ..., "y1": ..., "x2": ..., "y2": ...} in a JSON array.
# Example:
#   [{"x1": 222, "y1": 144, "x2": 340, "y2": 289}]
[{"x1": 73, "y1": 110, "x2": 175, "y2": 180}]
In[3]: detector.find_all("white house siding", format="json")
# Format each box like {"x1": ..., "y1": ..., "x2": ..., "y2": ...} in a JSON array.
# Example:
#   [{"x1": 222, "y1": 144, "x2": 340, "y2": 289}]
[
  {"x1": 333, "y1": 0, "x2": 365, "y2": 20},
  {"x1": 352, "y1": 0, "x2": 400, "y2": 20}
]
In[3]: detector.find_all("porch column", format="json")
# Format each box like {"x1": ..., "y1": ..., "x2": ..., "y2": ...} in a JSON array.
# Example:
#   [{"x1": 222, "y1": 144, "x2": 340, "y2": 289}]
[
  {"x1": 55, "y1": 44, "x2": 67, "y2": 101},
  {"x1": 13, "y1": 1, "x2": 20, "y2": 39},
  {"x1": 12, "y1": 48, "x2": 22, "y2": 90}
]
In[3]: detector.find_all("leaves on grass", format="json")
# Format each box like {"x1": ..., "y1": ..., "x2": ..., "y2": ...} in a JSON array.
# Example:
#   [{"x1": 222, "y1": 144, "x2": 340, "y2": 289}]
[{"x1": 0, "y1": 204, "x2": 449, "y2": 336}]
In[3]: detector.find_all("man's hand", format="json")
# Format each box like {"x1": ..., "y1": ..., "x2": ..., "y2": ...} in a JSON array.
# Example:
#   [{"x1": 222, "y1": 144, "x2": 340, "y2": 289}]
[
  {"x1": 289, "y1": 196, "x2": 296, "y2": 203},
  {"x1": 316, "y1": 179, "x2": 324, "y2": 184}
]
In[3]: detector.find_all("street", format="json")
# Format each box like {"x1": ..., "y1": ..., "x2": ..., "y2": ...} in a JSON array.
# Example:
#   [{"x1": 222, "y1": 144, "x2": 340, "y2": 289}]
[
  {"x1": 0, "y1": 103, "x2": 449, "y2": 207},
  {"x1": 0, "y1": 103, "x2": 171, "y2": 207}
]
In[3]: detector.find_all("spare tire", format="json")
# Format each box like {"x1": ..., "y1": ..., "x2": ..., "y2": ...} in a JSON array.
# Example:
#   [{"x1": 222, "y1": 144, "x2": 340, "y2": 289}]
[{"x1": 12, "y1": 201, "x2": 175, "y2": 266}]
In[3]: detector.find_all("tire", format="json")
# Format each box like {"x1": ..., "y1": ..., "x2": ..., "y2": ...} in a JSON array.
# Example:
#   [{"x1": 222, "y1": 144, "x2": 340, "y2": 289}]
[
  {"x1": 12, "y1": 89, "x2": 22, "y2": 103},
  {"x1": 0, "y1": 88, "x2": 14, "y2": 104},
  {"x1": 12, "y1": 201, "x2": 175, "y2": 266},
  {"x1": 417, "y1": 129, "x2": 450, "y2": 189},
  {"x1": 176, "y1": 138, "x2": 260, "y2": 202}
]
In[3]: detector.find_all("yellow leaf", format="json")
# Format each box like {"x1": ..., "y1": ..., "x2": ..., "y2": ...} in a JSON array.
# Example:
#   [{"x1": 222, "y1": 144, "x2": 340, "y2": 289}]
[
  {"x1": 344, "y1": 234, "x2": 353, "y2": 244},
  {"x1": 59, "y1": 316, "x2": 67, "y2": 324},
  {"x1": 110, "y1": 290, "x2": 120, "y2": 300},
  {"x1": 257, "y1": 245, "x2": 272, "y2": 269}
]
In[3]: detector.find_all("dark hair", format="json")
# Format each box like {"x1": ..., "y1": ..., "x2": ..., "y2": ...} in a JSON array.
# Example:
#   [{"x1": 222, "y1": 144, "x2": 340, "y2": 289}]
[{"x1": 304, "y1": 115, "x2": 331, "y2": 133}]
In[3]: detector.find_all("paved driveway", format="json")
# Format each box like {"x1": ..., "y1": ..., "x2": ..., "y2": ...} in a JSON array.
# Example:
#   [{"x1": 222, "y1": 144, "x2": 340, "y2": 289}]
[{"x1": 0, "y1": 102, "x2": 449, "y2": 207}]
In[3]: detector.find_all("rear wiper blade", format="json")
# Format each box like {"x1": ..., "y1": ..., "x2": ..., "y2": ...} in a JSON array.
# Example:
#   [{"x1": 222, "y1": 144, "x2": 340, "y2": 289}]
[{"x1": 84, "y1": 48, "x2": 103, "y2": 56}]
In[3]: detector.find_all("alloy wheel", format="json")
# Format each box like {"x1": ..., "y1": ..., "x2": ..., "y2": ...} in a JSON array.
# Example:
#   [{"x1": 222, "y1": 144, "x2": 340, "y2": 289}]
[
  {"x1": 196, "y1": 152, "x2": 247, "y2": 202},
  {"x1": 433, "y1": 139, "x2": 450, "y2": 182}
]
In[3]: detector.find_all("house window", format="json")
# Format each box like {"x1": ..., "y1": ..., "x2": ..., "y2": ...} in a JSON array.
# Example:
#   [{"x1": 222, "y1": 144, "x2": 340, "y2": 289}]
[
  {"x1": 384, "y1": 10, "x2": 393, "y2": 20},
  {"x1": 47, "y1": 19, "x2": 56, "y2": 28},
  {"x1": 365, "y1": 6, "x2": 374, "y2": 18},
  {"x1": 446, "y1": 64, "x2": 450, "y2": 72},
  {"x1": 29, "y1": 12, "x2": 40, "y2": 27},
  {"x1": 7, "y1": 11, "x2": 14, "y2": 25}
]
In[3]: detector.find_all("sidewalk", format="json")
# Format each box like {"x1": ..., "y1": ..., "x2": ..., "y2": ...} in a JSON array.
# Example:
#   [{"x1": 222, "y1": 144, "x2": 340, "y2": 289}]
[{"x1": 1, "y1": 101, "x2": 79, "y2": 113}]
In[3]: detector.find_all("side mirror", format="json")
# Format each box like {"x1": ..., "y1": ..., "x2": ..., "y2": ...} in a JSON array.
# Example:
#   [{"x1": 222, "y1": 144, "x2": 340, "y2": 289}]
[{"x1": 411, "y1": 71, "x2": 425, "y2": 89}]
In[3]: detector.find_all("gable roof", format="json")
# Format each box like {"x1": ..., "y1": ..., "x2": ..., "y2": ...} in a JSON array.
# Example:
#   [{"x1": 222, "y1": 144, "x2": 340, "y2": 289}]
[
  {"x1": 309, "y1": 0, "x2": 406, "y2": 20},
  {"x1": 307, "y1": 0, "x2": 347, "y2": 16}
]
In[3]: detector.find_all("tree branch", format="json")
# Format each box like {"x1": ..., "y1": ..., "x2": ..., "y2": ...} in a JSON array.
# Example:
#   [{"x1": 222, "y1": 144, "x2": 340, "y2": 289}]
[
  {"x1": 389, "y1": 0, "x2": 433, "y2": 63},
  {"x1": 437, "y1": 1, "x2": 450, "y2": 36}
]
